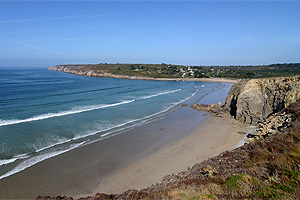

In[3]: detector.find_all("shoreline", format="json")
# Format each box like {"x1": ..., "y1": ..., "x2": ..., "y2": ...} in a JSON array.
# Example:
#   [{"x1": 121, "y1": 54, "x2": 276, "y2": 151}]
[
  {"x1": 0, "y1": 100, "x2": 210, "y2": 199},
  {"x1": 78, "y1": 113, "x2": 246, "y2": 198},
  {"x1": 103, "y1": 76, "x2": 239, "y2": 84},
  {"x1": 0, "y1": 82, "x2": 240, "y2": 199}
]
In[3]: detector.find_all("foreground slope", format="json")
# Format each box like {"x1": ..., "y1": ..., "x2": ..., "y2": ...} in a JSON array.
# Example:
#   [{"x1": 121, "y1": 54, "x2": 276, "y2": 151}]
[{"x1": 36, "y1": 100, "x2": 300, "y2": 200}]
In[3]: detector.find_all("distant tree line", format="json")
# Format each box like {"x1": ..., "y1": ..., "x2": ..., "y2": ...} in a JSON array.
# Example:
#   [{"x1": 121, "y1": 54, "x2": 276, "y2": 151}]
[{"x1": 93, "y1": 63, "x2": 300, "y2": 79}]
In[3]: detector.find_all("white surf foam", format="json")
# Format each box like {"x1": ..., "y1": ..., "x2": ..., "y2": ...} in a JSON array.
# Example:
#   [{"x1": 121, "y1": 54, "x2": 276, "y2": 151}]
[
  {"x1": 0, "y1": 100, "x2": 135, "y2": 127},
  {"x1": 73, "y1": 100, "x2": 183, "y2": 141},
  {"x1": 0, "y1": 154, "x2": 29, "y2": 167},
  {"x1": 73, "y1": 119, "x2": 139, "y2": 140},
  {"x1": 35, "y1": 138, "x2": 73, "y2": 153},
  {"x1": 0, "y1": 142, "x2": 84, "y2": 180},
  {"x1": 137, "y1": 89, "x2": 181, "y2": 101}
]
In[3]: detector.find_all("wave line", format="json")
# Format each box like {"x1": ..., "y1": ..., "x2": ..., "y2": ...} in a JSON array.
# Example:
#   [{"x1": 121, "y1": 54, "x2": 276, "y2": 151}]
[
  {"x1": 137, "y1": 89, "x2": 181, "y2": 100},
  {"x1": 0, "y1": 142, "x2": 84, "y2": 180},
  {"x1": 0, "y1": 100, "x2": 134, "y2": 127},
  {"x1": 0, "y1": 89, "x2": 181, "y2": 127},
  {"x1": 0, "y1": 154, "x2": 29, "y2": 167}
]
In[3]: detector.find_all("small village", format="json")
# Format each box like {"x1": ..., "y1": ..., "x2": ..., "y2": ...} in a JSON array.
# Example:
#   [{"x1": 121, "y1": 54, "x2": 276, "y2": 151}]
[{"x1": 111, "y1": 63, "x2": 300, "y2": 79}]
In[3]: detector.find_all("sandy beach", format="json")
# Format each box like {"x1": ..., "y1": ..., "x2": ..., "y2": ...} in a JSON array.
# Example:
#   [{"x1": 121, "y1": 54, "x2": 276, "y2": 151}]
[
  {"x1": 77, "y1": 113, "x2": 246, "y2": 198},
  {"x1": 119, "y1": 77, "x2": 239, "y2": 84},
  {"x1": 0, "y1": 83, "x2": 247, "y2": 199}
]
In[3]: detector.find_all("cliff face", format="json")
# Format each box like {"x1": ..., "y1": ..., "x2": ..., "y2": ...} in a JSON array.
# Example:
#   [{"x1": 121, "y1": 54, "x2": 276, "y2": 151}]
[
  {"x1": 48, "y1": 65, "x2": 111, "y2": 77},
  {"x1": 224, "y1": 76, "x2": 300, "y2": 124}
]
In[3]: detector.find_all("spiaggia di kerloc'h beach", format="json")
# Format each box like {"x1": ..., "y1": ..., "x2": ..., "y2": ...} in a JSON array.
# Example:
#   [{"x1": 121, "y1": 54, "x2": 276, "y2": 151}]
[{"x1": 0, "y1": 1, "x2": 299, "y2": 199}]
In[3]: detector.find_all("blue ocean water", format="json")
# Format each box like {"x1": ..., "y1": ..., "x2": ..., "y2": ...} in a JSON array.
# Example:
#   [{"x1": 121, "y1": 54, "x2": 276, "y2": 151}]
[{"x1": 0, "y1": 68, "x2": 223, "y2": 179}]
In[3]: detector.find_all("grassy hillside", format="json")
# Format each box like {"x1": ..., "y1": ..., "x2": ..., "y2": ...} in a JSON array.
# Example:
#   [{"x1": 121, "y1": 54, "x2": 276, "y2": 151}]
[{"x1": 60, "y1": 63, "x2": 300, "y2": 79}]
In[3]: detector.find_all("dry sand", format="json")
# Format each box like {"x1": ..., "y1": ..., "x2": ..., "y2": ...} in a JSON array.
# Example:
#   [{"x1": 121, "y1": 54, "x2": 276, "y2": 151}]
[
  {"x1": 129, "y1": 77, "x2": 239, "y2": 84},
  {"x1": 181, "y1": 77, "x2": 239, "y2": 84},
  {"x1": 77, "y1": 113, "x2": 246, "y2": 198}
]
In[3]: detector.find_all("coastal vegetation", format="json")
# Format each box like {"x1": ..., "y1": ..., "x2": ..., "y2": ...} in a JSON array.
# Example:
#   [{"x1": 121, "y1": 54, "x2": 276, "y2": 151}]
[{"x1": 50, "y1": 63, "x2": 300, "y2": 80}]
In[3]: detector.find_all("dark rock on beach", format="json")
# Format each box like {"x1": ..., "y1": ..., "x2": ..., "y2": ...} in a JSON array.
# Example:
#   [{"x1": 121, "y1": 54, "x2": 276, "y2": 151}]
[{"x1": 191, "y1": 102, "x2": 223, "y2": 114}]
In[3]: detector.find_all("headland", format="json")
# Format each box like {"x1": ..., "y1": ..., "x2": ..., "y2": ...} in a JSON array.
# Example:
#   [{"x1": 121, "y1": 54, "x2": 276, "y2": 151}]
[
  {"x1": 48, "y1": 63, "x2": 300, "y2": 81},
  {"x1": 48, "y1": 64, "x2": 238, "y2": 83}
]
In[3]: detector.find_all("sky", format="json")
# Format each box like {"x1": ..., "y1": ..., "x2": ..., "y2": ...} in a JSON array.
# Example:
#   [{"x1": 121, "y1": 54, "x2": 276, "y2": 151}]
[{"x1": 0, "y1": 1, "x2": 299, "y2": 68}]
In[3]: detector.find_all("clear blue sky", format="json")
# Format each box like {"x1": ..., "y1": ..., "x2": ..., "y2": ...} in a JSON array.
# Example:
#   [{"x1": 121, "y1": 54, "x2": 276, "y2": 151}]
[{"x1": 0, "y1": 1, "x2": 299, "y2": 68}]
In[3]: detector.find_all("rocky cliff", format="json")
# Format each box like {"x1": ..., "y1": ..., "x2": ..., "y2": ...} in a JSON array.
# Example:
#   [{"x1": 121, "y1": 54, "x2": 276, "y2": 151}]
[
  {"x1": 49, "y1": 65, "x2": 114, "y2": 78},
  {"x1": 223, "y1": 76, "x2": 300, "y2": 124},
  {"x1": 48, "y1": 65, "x2": 174, "y2": 81}
]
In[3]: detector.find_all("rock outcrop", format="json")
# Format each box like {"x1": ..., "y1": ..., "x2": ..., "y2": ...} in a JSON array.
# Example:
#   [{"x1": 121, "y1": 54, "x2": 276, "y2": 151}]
[
  {"x1": 224, "y1": 76, "x2": 300, "y2": 124},
  {"x1": 244, "y1": 111, "x2": 292, "y2": 143},
  {"x1": 49, "y1": 65, "x2": 112, "y2": 78},
  {"x1": 191, "y1": 102, "x2": 223, "y2": 114}
]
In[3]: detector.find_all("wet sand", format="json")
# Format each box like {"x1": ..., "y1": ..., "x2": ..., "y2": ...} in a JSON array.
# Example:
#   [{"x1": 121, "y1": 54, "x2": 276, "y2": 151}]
[{"x1": 0, "y1": 83, "x2": 244, "y2": 199}]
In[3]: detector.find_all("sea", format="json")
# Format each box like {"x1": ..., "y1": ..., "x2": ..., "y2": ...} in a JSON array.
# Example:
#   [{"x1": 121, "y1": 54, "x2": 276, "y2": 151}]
[{"x1": 0, "y1": 67, "x2": 226, "y2": 180}]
